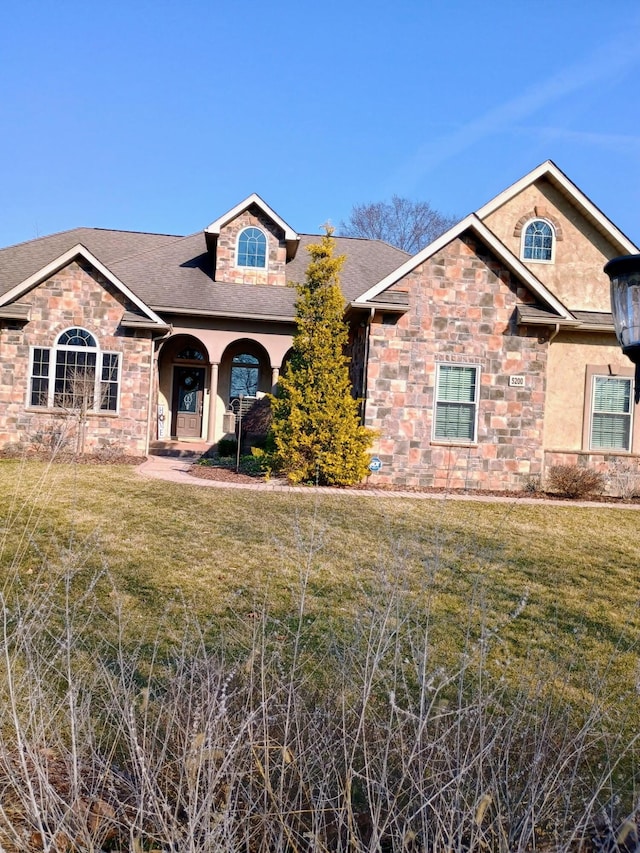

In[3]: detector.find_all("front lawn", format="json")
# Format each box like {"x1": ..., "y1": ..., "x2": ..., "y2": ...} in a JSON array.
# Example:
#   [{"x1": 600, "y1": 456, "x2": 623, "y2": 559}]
[{"x1": 0, "y1": 458, "x2": 638, "y2": 851}]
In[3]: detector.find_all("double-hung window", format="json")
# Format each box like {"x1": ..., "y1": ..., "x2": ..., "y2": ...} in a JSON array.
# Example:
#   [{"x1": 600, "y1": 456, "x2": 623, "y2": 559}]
[
  {"x1": 590, "y1": 375, "x2": 633, "y2": 451},
  {"x1": 433, "y1": 364, "x2": 479, "y2": 442},
  {"x1": 29, "y1": 327, "x2": 120, "y2": 413}
]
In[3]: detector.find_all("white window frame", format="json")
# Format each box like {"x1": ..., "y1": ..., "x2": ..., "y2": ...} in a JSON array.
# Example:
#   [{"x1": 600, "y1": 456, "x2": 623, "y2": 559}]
[
  {"x1": 520, "y1": 218, "x2": 555, "y2": 264},
  {"x1": 589, "y1": 373, "x2": 633, "y2": 452},
  {"x1": 235, "y1": 226, "x2": 268, "y2": 270},
  {"x1": 432, "y1": 363, "x2": 480, "y2": 444},
  {"x1": 27, "y1": 327, "x2": 121, "y2": 414}
]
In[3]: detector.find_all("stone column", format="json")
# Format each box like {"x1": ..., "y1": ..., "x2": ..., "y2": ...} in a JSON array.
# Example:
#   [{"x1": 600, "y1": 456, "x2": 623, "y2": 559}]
[
  {"x1": 207, "y1": 362, "x2": 219, "y2": 442},
  {"x1": 271, "y1": 366, "x2": 280, "y2": 392}
]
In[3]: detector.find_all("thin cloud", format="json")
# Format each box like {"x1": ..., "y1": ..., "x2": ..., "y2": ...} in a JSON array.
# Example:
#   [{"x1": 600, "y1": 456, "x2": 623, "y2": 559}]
[
  {"x1": 521, "y1": 126, "x2": 640, "y2": 155},
  {"x1": 386, "y1": 28, "x2": 640, "y2": 195}
]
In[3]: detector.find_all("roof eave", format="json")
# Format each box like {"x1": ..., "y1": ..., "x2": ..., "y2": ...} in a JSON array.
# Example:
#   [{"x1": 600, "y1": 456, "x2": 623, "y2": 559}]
[
  {"x1": 349, "y1": 300, "x2": 409, "y2": 314},
  {"x1": 475, "y1": 160, "x2": 639, "y2": 255},
  {"x1": 357, "y1": 215, "x2": 571, "y2": 320},
  {"x1": 153, "y1": 305, "x2": 296, "y2": 323}
]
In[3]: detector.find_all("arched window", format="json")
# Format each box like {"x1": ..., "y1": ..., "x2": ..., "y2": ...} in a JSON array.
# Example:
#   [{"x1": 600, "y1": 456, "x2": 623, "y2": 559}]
[
  {"x1": 29, "y1": 327, "x2": 120, "y2": 412},
  {"x1": 522, "y1": 219, "x2": 554, "y2": 262},
  {"x1": 176, "y1": 347, "x2": 205, "y2": 361},
  {"x1": 230, "y1": 353, "x2": 260, "y2": 400},
  {"x1": 237, "y1": 227, "x2": 267, "y2": 268}
]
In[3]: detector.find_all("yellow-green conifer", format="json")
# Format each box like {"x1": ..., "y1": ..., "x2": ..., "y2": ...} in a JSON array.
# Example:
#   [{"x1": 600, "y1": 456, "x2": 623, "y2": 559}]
[{"x1": 270, "y1": 230, "x2": 373, "y2": 485}]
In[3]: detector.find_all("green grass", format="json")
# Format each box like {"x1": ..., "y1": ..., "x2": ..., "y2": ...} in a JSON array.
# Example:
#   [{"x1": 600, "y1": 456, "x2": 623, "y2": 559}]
[
  {"x1": 1, "y1": 458, "x2": 639, "y2": 704},
  {"x1": 1, "y1": 459, "x2": 640, "y2": 850}
]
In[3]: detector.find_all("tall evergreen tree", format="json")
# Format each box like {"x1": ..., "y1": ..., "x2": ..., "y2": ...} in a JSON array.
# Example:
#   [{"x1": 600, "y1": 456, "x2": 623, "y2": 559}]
[{"x1": 270, "y1": 230, "x2": 373, "y2": 485}]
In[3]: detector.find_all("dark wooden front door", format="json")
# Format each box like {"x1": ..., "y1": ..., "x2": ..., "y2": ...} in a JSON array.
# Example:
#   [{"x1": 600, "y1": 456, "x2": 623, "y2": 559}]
[{"x1": 173, "y1": 367, "x2": 205, "y2": 438}]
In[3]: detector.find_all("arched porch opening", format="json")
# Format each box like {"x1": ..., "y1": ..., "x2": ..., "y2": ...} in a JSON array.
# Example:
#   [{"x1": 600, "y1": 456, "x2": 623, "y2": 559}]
[{"x1": 157, "y1": 334, "x2": 211, "y2": 440}]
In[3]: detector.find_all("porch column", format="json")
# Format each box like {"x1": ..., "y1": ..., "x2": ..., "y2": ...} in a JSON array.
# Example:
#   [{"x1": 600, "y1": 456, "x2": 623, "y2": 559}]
[
  {"x1": 271, "y1": 366, "x2": 280, "y2": 392},
  {"x1": 207, "y1": 362, "x2": 219, "y2": 442}
]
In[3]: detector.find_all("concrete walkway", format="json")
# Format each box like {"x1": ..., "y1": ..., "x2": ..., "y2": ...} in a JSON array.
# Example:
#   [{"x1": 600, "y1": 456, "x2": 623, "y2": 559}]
[{"x1": 136, "y1": 454, "x2": 640, "y2": 508}]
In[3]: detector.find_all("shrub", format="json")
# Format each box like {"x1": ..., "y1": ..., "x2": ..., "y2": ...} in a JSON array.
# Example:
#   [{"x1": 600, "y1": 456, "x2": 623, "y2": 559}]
[
  {"x1": 547, "y1": 465, "x2": 606, "y2": 498},
  {"x1": 0, "y1": 566, "x2": 637, "y2": 853},
  {"x1": 217, "y1": 437, "x2": 238, "y2": 458},
  {"x1": 270, "y1": 230, "x2": 374, "y2": 486}
]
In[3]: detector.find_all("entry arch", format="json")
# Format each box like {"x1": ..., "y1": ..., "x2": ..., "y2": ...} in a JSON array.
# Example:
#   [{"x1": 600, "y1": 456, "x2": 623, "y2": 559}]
[{"x1": 157, "y1": 334, "x2": 211, "y2": 440}]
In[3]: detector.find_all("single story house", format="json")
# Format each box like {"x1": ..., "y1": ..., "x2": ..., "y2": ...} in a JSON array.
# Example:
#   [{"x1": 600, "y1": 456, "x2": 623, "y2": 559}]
[{"x1": 0, "y1": 161, "x2": 637, "y2": 493}]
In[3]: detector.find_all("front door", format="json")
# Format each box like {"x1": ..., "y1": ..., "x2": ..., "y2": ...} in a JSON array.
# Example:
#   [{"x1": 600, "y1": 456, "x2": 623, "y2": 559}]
[{"x1": 173, "y1": 367, "x2": 205, "y2": 438}]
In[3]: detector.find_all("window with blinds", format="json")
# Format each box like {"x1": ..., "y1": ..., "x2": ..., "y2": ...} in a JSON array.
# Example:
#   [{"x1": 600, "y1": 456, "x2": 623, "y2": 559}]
[
  {"x1": 433, "y1": 364, "x2": 479, "y2": 442},
  {"x1": 591, "y1": 375, "x2": 632, "y2": 451}
]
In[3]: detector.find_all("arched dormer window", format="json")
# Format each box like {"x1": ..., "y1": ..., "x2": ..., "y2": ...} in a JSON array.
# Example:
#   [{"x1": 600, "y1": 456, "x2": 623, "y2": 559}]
[
  {"x1": 29, "y1": 327, "x2": 120, "y2": 412},
  {"x1": 237, "y1": 227, "x2": 267, "y2": 268},
  {"x1": 522, "y1": 219, "x2": 555, "y2": 262}
]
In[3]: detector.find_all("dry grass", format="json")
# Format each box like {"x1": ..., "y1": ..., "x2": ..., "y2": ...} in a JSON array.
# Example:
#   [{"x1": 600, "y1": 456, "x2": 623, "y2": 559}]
[
  {"x1": 0, "y1": 459, "x2": 639, "y2": 850},
  {"x1": 1, "y1": 459, "x2": 639, "y2": 679}
]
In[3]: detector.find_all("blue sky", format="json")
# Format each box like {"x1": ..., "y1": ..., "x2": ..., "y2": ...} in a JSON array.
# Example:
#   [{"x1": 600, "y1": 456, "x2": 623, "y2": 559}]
[{"x1": 1, "y1": 0, "x2": 639, "y2": 248}]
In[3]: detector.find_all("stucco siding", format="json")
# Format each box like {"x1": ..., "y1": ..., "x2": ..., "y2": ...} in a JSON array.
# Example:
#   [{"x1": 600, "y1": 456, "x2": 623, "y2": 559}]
[{"x1": 483, "y1": 179, "x2": 616, "y2": 311}]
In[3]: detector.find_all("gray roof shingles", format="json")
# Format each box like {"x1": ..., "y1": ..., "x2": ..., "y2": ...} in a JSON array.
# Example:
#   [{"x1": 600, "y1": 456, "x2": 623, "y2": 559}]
[{"x1": 0, "y1": 227, "x2": 410, "y2": 321}]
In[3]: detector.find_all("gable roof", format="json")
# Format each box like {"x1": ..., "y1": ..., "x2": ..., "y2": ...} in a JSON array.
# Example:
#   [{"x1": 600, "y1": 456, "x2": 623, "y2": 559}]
[
  {"x1": 204, "y1": 193, "x2": 300, "y2": 260},
  {"x1": 0, "y1": 227, "x2": 181, "y2": 298},
  {"x1": 0, "y1": 225, "x2": 409, "y2": 324},
  {"x1": 0, "y1": 244, "x2": 168, "y2": 328},
  {"x1": 475, "y1": 160, "x2": 638, "y2": 255},
  {"x1": 354, "y1": 213, "x2": 572, "y2": 320}
]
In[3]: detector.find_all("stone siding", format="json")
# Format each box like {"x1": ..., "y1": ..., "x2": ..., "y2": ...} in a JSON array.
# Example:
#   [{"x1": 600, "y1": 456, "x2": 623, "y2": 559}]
[
  {"x1": 215, "y1": 205, "x2": 287, "y2": 285},
  {"x1": 0, "y1": 261, "x2": 153, "y2": 455},
  {"x1": 543, "y1": 450, "x2": 640, "y2": 498},
  {"x1": 364, "y1": 235, "x2": 548, "y2": 491}
]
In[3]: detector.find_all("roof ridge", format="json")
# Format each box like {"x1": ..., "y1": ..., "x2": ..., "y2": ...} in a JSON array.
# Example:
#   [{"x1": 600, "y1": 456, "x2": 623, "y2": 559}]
[
  {"x1": 0, "y1": 226, "x2": 91, "y2": 252},
  {"x1": 0, "y1": 225, "x2": 184, "y2": 255},
  {"x1": 90, "y1": 226, "x2": 184, "y2": 238},
  {"x1": 108, "y1": 231, "x2": 204, "y2": 266}
]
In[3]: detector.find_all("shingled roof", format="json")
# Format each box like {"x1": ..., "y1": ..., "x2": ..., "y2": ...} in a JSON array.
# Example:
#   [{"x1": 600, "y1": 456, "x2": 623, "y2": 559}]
[{"x1": 0, "y1": 224, "x2": 409, "y2": 322}]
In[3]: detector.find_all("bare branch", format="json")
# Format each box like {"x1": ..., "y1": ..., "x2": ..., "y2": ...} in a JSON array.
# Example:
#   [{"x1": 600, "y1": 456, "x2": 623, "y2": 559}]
[{"x1": 339, "y1": 196, "x2": 458, "y2": 253}]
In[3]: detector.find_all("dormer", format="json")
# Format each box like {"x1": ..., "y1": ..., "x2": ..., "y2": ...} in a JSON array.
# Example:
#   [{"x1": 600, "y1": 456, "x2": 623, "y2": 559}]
[{"x1": 204, "y1": 193, "x2": 300, "y2": 286}]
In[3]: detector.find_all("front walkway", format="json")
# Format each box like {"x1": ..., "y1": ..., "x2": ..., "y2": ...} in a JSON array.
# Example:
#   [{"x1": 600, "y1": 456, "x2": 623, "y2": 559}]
[{"x1": 136, "y1": 455, "x2": 640, "y2": 508}]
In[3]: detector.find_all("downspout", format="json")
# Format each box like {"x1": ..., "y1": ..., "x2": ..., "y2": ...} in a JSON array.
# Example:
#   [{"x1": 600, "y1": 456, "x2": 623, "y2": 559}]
[
  {"x1": 547, "y1": 322, "x2": 561, "y2": 344},
  {"x1": 360, "y1": 307, "x2": 375, "y2": 425}
]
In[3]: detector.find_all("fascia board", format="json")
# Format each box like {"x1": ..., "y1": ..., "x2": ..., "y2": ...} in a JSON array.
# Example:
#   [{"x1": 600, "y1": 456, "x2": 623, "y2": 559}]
[
  {"x1": 356, "y1": 214, "x2": 479, "y2": 303},
  {"x1": 0, "y1": 244, "x2": 167, "y2": 327},
  {"x1": 476, "y1": 160, "x2": 639, "y2": 255},
  {"x1": 153, "y1": 305, "x2": 296, "y2": 323},
  {"x1": 349, "y1": 301, "x2": 408, "y2": 313},
  {"x1": 205, "y1": 193, "x2": 298, "y2": 241},
  {"x1": 357, "y1": 215, "x2": 571, "y2": 320}
]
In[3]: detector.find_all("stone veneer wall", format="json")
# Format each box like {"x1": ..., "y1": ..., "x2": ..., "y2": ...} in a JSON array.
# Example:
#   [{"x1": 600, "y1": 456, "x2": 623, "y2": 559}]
[
  {"x1": 0, "y1": 261, "x2": 153, "y2": 455},
  {"x1": 543, "y1": 450, "x2": 640, "y2": 498},
  {"x1": 215, "y1": 205, "x2": 287, "y2": 286},
  {"x1": 364, "y1": 235, "x2": 548, "y2": 491}
]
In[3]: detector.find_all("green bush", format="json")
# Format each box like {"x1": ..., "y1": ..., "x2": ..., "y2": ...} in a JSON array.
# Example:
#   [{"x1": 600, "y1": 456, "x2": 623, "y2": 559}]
[
  {"x1": 547, "y1": 465, "x2": 606, "y2": 498},
  {"x1": 216, "y1": 437, "x2": 238, "y2": 458},
  {"x1": 270, "y1": 231, "x2": 374, "y2": 486}
]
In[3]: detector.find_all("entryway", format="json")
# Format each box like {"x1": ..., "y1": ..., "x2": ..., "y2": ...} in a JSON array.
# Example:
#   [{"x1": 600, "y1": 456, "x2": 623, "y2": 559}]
[{"x1": 172, "y1": 366, "x2": 206, "y2": 438}]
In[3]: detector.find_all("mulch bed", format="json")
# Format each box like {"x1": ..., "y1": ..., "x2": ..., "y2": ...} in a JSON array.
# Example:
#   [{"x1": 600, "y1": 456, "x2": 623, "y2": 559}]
[
  {"x1": 190, "y1": 465, "x2": 269, "y2": 485},
  {"x1": 188, "y1": 462, "x2": 640, "y2": 503}
]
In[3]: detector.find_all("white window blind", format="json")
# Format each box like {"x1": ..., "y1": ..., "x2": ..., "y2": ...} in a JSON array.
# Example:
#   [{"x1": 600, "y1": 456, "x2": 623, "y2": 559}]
[{"x1": 434, "y1": 365, "x2": 478, "y2": 442}]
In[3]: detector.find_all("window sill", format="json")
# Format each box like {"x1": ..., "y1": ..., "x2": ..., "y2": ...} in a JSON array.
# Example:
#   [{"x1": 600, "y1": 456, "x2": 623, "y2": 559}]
[
  {"x1": 26, "y1": 407, "x2": 120, "y2": 418},
  {"x1": 430, "y1": 440, "x2": 478, "y2": 448}
]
